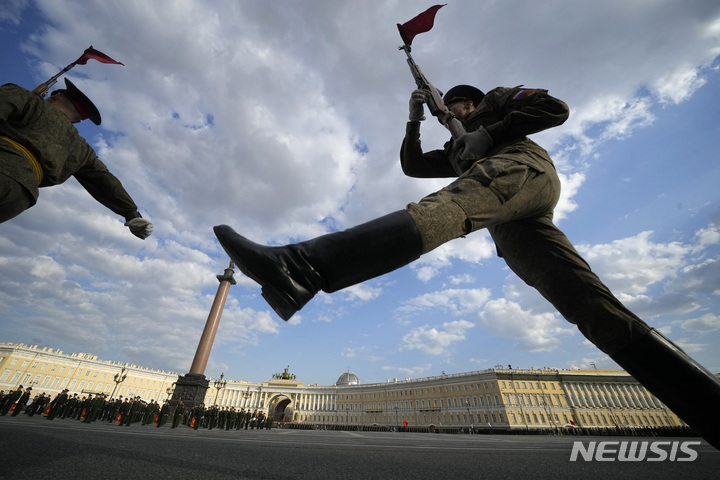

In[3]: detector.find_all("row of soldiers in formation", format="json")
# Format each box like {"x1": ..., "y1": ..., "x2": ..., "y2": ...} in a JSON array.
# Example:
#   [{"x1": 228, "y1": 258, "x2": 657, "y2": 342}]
[{"x1": 0, "y1": 386, "x2": 276, "y2": 430}]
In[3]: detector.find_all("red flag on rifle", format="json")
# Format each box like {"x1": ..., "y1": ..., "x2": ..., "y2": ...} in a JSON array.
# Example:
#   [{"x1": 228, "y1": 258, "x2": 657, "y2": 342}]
[
  {"x1": 74, "y1": 46, "x2": 124, "y2": 66},
  {"x1": 397, "y1": 4, "x2": 446, "y2": 46}
]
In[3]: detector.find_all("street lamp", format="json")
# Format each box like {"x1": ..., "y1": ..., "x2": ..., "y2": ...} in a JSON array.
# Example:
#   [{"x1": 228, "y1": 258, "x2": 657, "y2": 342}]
[
  {"x1": 109, "y1": 367, "x2": 127, "y2": 399},
  {"x1": 394, "y1": 403, "x2": 399, "y2": 431},
  {"x1": 165, "y1": 385, "x2": 174, "y2": 402},
  {"x1": 240, "y1": 386, "x2": 251, "y2": 408},
  {"x1": 213, "y1": 373, "x2": 227, "y2": 406},
  {"x1": 464, "y1": 400, "x2": 472, "y2": 433}
]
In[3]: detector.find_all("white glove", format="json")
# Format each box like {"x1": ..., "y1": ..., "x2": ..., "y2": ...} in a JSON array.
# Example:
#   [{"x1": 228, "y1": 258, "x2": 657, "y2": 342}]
[
  {"x1": 451, "y1": 127, "x2": 494, "y2": 174},
  {"x1": 409, "y1": 89, "x2": 429, "y2": 121},
  {"x1": 125, "y1": 217, "x2": 154, "y2": 239}
]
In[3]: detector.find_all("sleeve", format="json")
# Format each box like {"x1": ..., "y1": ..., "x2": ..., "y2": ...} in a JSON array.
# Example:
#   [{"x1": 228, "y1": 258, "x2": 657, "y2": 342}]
[
  {"x1": 400, "y1": 121, "x2": 458, "y2": 178},
  {"x1": 482, "y1": 87, "x2": 570, "y2": 145},
  {"x1": 0, "y1": 84, "x2": 32, "y2": 125},
  {"x1": 73, "y1": 154, "x2": 142, "y2": 222}
]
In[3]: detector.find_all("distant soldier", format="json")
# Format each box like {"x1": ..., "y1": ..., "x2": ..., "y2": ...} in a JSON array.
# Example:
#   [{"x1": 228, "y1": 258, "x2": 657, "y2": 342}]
[
  {"x1": 190, "y1": 403, "x2": 205, "y2": 430},
  {"x1": 11, "y1": 387, "x2": 31, "y2": 416},
  {"x1": 1, "y1": 386, "x2": 22, "y2": 415},
  {"x1": 171, "y1": 400, "x2": 185, "y2": 429},
  {"x1": 226, "y1": 407, "x2": 237, "y2": 431},
  {"x1": 158, "y1": 400, "x2": 171, "y2": 427}
]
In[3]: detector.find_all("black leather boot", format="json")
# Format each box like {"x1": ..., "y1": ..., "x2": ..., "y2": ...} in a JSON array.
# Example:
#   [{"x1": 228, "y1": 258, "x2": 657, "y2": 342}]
[
  {"x1": 214, "y1": 210, "x2": 423, "y2": 320},
  {"x1": 611, "y1": 329, "x2": 720, "y2": 450}
]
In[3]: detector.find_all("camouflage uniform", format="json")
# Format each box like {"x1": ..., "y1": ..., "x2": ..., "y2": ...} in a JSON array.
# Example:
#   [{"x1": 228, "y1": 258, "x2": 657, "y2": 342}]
[{"x1": 0, "y1": 84, "x2": 143, "y2": 223}]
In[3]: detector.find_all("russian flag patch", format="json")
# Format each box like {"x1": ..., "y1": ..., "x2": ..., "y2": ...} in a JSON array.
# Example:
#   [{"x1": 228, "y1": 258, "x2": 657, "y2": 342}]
[{"x1": 512, "y1": 88, "x2": 542, "y2": 100}]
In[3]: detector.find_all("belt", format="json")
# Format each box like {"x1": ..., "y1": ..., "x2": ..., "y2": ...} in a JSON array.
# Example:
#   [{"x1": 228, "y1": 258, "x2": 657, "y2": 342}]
[{"x1": 1, "y1": 136, "x2": 43, "y2": 182}]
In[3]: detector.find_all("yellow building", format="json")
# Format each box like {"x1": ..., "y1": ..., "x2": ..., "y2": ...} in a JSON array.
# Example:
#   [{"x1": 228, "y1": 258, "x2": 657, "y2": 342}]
[
  {"x1": 0, "y1": 343, "x2": 178, "y2": 402},
  {"x1": 334, "y1": 367, "x2": 682, "y2": 431},
  {"x1": 0, "y1": 342, "x2": 685, "y2": 430}
]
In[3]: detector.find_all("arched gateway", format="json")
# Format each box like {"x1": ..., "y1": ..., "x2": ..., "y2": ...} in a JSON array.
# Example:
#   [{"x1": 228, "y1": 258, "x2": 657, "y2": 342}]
[{"x1": 268, "y1": 394, "x2": 293, "y2": 422}]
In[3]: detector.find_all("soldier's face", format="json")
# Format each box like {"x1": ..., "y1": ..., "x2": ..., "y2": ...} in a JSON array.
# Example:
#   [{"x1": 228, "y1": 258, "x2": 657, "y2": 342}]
[{"x1": 449, "y1": 99, "x2": 475, "y2": 122}]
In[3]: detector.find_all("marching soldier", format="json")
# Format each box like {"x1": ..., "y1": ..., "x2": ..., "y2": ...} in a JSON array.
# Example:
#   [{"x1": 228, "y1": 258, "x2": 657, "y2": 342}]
[
  {"x1": 0, "y1": 80, "x2": 153, "y2": 238},
  {"x1": 171, "y1": 400, "x2": 185, "y2": 429}
]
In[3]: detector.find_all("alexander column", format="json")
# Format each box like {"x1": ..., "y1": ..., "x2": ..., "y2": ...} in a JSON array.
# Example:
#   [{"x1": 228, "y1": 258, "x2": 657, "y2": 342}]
[{"x1": 170, "y1": 261, "x2": 236, "y2": 409}]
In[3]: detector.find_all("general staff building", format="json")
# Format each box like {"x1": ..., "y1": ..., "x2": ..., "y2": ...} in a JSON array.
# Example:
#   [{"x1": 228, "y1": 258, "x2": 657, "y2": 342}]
[{"x1": 1, "y1": 342, "x2": 690, "y2": 431}]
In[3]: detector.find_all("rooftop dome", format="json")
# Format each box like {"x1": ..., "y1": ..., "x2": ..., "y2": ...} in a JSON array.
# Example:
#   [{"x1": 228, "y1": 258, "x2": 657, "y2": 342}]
[{"x1": 336, "y1": 370, "x2": 360, "y2": 386}]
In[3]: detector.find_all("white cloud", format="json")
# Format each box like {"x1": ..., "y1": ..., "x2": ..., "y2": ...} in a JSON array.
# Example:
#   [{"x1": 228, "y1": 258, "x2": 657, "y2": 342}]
[
  {"x1": 396, "y1": 288, "x2": 491, "y2": 318},
  {"x1": 653, "y1": 66, "x2": 708, "y2": 104},
  {"x1": 400, "y1": 320, "x2": 475, "y2": 356},
  {"x1": 381, "y1": 364, "x2": 434, "y2": 378},
  {"x1": 680, "y1": 313, "x2": 720, "y2": 333},
  {"x1": 477, "y1": 299, "x2": 574, "y2": 352},
  {"x1": 576, "y1": 231, "x2": 689, "y2": 295}
]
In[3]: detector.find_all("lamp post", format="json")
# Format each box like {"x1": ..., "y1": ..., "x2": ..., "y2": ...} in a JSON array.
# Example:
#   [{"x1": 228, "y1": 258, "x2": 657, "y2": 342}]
[
  {"x1": 464, "y1": 400, "x2": 472, "y2": 433},
  {"x1": 109, "y1": 367, "x2": 127, "y2": 400},
  {"x1": 240, "y1": 386, "x2": 251, "y2": 409},
  {"x1": 213, "y1": 373, "x2": 227, "y2": 406},
  {"x1": 394, "y1": 403, "x2": 399, "y2": 431},
  {"x1": 165, "y1": 386, "x2": 174, "y2": 402}
]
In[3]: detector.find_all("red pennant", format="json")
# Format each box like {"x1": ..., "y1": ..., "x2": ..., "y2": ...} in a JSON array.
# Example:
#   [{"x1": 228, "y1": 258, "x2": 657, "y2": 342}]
[
  {"x1": 397, "y1": 5, "x2": 446, "y2": 46},
  {"x1": 75, "y1": 46, "x2": 124, "y2": 66}
]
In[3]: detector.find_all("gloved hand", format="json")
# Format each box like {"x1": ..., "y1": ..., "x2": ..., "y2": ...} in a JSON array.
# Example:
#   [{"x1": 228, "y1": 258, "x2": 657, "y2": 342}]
[
  {"x1": 125, "y1": 217, "x2": 154, "y2": 239},
  {"x1": 450, "y1": 127, "x2": 494, "y2": 174},
  {"x1": 454, "y1": 126, "x2": 493, "y2": 161},
  {"x1": 409, "y1": 89, "x2": 429, "y2": 121}
]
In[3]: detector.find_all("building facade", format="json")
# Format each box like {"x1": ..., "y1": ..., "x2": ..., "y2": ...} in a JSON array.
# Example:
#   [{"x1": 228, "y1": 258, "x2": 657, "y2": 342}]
[
  {"x1": 0, "y1": 342, "x2": 685, "y2": 430},
  {"x1": 0, "y1": 343, "x2": 178, "y2": 402}
]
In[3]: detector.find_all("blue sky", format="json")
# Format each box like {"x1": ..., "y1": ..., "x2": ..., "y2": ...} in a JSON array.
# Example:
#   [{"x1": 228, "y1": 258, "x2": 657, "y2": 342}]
[{"x1": 1, "y1": 0, "x2": 719, "y2": 387}]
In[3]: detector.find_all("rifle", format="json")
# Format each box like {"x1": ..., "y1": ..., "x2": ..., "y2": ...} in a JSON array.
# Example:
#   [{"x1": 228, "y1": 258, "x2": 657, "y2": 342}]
[
  {"x1": 32, "y1": 63, "x2": 74, "y2": 98},
  {"x1": 399, "y1": 44, "x2": 466, "y2": 140},
  {"x1": 31, "y1": 46, "x2": 124, "y2": 98}
]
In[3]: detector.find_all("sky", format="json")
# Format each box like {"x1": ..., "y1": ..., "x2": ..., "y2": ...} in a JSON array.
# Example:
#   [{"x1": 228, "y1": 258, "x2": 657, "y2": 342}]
[{"x1": 1, "y1": 0, "x2": 719, "y2": 388}]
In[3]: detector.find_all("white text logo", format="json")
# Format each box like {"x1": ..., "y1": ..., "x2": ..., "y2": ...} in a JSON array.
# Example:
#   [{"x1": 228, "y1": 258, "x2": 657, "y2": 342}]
[{"x1": 569, "y1": 441, "x2": 700, "y2": 462}]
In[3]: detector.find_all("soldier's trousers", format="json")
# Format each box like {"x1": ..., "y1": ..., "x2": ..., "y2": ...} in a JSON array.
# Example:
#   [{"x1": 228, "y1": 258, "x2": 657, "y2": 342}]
[{"x1": 406, "y1": 153, "x2": 650, "y2": 355}]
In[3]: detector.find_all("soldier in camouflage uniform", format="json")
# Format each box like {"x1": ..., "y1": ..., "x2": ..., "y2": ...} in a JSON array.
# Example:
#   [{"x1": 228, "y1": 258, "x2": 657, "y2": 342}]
[
  {"x1": 215, "y1": 84, "x2": 720, "y2": 449},
  {"x1": 0, "y1": 79, "x2": 152, "y2": 239}
]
